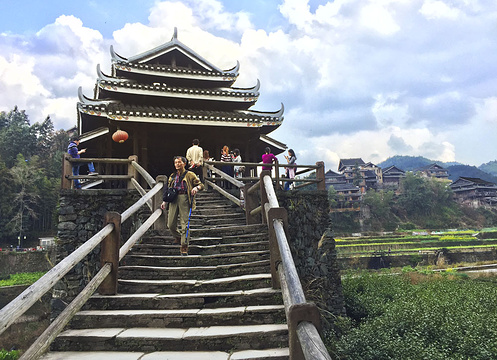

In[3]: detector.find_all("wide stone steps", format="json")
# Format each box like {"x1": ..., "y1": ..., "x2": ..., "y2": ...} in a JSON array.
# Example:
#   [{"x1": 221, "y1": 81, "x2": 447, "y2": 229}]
[
  {"x1": 42, "y1": 190, "x2": 289, "y2": 359},
  {"x1": 122, "y1": 251, "x2": 270, "y2": 267},
  {"x1": 41, "y1": 349, "x2": 290, "y2": 360},
  {"x1": 85, "y1": 288, "x2": 283, "y2": 310},
  {"x1": 50, "y1": 324, "x2": 288, "y2": 352},
  {"x1": 118, "y1": 260, "x2": 271, "y2": 280},
  {"x1": 69, "y1": 305, "x2": 286, "y2": 329},
  {"x1": 118, "y1": 273, "x2": 272, "y2": 294},
  {"x1": 128, "y1": 240, "x2": 269, "y2": 256}
]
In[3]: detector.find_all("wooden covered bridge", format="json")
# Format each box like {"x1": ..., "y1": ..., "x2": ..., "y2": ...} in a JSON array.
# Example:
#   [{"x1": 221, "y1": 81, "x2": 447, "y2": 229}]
[{"x1": 0, "y1": 156, "x2": 337, "y2": 360}]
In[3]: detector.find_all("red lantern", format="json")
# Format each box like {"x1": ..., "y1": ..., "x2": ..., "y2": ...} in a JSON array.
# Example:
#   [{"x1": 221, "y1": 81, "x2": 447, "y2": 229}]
[{"x1": 112, "y1": 129, "x2": 128, "y2": 143}]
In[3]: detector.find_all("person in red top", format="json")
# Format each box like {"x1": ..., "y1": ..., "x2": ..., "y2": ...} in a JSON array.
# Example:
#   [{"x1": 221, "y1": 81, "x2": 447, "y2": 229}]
[{"x1": 262, "y1": 147, "x2": 277, "y2": 171}]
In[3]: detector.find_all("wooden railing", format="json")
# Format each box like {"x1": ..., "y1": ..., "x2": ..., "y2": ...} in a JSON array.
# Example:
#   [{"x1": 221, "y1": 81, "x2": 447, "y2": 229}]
[
  {"x1": 1, "y1": 159, "x2": 167, "y2": 360},
  {"x1": 203, "y1": 160, "x2": 325, "y2": 225},
  {"x1": 3, "y1": 156, "x2": 331, "y2": 359},
  {"x1": 258, "y1": 170, "x2": 332, "y2": 360},
  {"x1": 61, "y1": 154, "x2": 153, "y2": 190}
]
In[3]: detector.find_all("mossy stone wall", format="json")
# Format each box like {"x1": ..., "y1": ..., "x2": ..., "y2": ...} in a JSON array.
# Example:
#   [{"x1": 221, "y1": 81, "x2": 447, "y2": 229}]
[{"x1": 277, "y1": 190, "x2": 346, "y2": 328}]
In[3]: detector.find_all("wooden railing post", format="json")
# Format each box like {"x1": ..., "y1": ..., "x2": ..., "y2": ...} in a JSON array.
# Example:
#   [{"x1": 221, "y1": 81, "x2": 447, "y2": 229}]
[
  {"x1": 154, "y1": 175, "x2": 168, "y2": 230},
  {"x1": 128, "y1": 155, "x2": 138, "y2": 189},
  {"x1": 275, "y1": 158, "x2": 280, "y2": 189},
  {"x1": 259, "y1": 170, "x2": 271, "y2": 224},
  {"x1": 267, "y1": 207, "x2": 287, "y2": 289},
  {"x1": 316, "y1": 161, "x2": 325, "y2": 191},
  {"x1": 61, "y1": 154, "x2": 72, "y2": 189},
  {"x1": 99, "y1": 212, "x2": 121, "y2": 295}
]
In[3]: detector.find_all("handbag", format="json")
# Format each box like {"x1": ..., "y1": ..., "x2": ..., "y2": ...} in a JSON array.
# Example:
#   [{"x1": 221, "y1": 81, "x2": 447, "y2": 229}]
[
  {"x1": 163, "y1": 170, "x2": 189, "y2": 202},
  {"x1": 163, "y1": 187, "x2": 178, "y2": 202}
]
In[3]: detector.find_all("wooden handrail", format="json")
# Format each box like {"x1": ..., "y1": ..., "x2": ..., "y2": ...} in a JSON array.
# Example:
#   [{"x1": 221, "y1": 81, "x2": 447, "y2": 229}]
[
  {"x1": 121, "y1": 182, "x2": 163, "y2": 222},
  {"x1": 19, "y1": 263, "x2": 112, "y2": 360},
  {"x1": 131, "y1": 160, "x2": 156, "y2": 187},
  {"x1": 65, "y1": 157, "x2": 131, "y2": 164},
  {"x1": 0, "y1": 223, "x2": 114, "y2": 335},
  {"x1": 260, "y1": 173, "x2": 332, "y2": 360},
  {"x1": 1, "y1": 161, "x2": 166, "y2": 341},
  {"x1": 205, "y1": 179, "x2": 241, "y2": 207}
]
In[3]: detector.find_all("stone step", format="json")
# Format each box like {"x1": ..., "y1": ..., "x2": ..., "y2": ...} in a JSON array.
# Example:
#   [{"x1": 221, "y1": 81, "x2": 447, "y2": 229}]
[
  {"x1": 118, "y1": 260, "x2": 271, "y2": 280},
  {"x1": 118, "y1": 273, "x2": 272, "y2": 294},
  {"x1": 70, "y1": 305, "x2": 286, "y2": 329},
  {"x1": 40, "y1": 348, "x2": 290, "y2": 360},
  {"x1": 50, "y1": 324, "x2": 289, "y2": 352},
  {"x1": 143, "y1": 233, "x2": 268, "y2": 246},
  {"x1": 127, "y1": 241, "x2": 269, "y2": 256},
  {"x1": 85, "y1": 288, "x2": 283, "y2": 310},
  {"x1": 121, "y1": 251, "x2": 270, "y2": 267},
  {"x1": 190, "y1": 217, "x2": 247, "y2": 227},
  {"x1": 190, "y1": 224, "x2": 267, "y2": 237}
]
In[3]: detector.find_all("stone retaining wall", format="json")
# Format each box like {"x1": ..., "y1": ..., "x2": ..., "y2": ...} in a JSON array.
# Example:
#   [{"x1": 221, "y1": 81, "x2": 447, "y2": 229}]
[
  {"x1": 277, "y1": 190, "x2": 346, "y2": 330},
  {"x1": 338, "y1": 248, "x2": 497, "y2": 270},
  {"x1": 0, "y1": 251, "x2": 53, "y2": 278}
]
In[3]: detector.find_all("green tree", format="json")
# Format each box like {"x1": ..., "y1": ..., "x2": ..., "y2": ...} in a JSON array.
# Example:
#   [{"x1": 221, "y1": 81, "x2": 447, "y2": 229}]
[
  {"x1": 0, "y1": 107, "x2": 37, "y2": 167},
  {"x1": 9, "y1": 154, "x2": 45, "y2": 245},
  {"x1": 0, "y1": 157, "x2": 15, "y2": 242},
  {"x1": 362, "y1": 190, "x2": 397, "y2": 231}
]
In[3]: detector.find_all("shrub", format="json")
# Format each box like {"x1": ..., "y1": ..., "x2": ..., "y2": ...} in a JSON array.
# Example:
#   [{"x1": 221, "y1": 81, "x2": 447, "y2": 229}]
[
  {"x1": 333, "y1": 272, "x2": 497, "y2": 359},
  {"x1": 0, "y1": 349, "x2": 19, "y2": 360}
]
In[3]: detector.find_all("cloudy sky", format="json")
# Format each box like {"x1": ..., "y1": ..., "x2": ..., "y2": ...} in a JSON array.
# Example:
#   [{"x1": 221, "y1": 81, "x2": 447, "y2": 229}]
[{"x1": 1, "y1": 0, "x2": 496, "y2": 170}]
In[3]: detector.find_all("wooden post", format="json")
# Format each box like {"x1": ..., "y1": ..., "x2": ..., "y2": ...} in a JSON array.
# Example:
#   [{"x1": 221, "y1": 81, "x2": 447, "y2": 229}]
[
  {"x1": 202, "y1": 165, "x2": 208, "y2": 189},
  {"x1": 154, "y1": 175, "x2": 168, "y2": 231},
  {"x1": 316, "y1": 161, "x2": 325, "y2": 191},
  {"x1": 274, "y1": 158, "x2": 280, "y2": 190},
  {"x1": 127, "y1": 155, "x2": 138, "y2": 189},
  {"x1": 61, "y1": 154, "x2": 72, "y2": 189},
  {"x1": 288, "y1": 303, "x2": 322, "y2": 360},
  {"x1": 267, "y1": 207, "x2": 288, "y2": 289},
  {"x1": 259, "y1": 171, "x2": 271, "y2": 224},
  {"x1": 99, "y1": 212, "x2": 121, "y2": 295}
]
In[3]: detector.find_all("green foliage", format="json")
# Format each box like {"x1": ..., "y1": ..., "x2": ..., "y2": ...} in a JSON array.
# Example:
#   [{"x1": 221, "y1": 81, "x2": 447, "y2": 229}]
[
  {"x1": 479, "y1": 160, "x2": 497, "y2": 177},
  {"x1": 0, "y1": 272, "x2": 45, "y2": 287},
  {"x1": 362, "y1": 190, "x2": 397, "y2": 231},
  {"x1": 0, "y1": 349, "x2": 19, "y2": 360},
  {"x1": 334, "y1": 272, "x2": 497, "y2": 359},
  {"x1": 0, "y1": 107, "x2": 64, "y2": 244}
]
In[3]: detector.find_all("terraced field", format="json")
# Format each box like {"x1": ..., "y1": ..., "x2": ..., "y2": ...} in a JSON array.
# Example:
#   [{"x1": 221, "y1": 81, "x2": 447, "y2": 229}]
[{"x1": 336, "y1": 229, "x2": 497, "y2": 257}]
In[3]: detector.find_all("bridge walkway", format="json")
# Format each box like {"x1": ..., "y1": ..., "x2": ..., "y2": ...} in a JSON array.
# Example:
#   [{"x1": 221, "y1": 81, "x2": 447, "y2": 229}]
[{"x1": 39, "y1": 190, "x2": 289, "y2": 359}]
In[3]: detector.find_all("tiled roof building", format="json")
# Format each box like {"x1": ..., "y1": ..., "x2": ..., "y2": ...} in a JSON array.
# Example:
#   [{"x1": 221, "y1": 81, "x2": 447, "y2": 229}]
[{"x1": 77, "y1": 28, "x2": 285, "y2": 176}]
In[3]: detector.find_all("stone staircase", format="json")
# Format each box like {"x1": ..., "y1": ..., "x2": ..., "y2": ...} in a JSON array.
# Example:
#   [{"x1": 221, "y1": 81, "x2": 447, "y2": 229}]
[{"x1": 40, "y1": 191, "x2": 289, "y2": 359}]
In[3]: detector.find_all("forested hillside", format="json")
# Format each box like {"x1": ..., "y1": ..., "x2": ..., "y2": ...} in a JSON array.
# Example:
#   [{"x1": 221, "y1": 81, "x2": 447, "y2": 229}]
[
  {"x1": 480, "y1": 160, "x2": 497, "y2": 177},
  {"x1": 0, "y1": 107, "x2": 68, "y2": 247},
  {"x1": 378, "y1": 155, "x2": 497, "y2": 183}
]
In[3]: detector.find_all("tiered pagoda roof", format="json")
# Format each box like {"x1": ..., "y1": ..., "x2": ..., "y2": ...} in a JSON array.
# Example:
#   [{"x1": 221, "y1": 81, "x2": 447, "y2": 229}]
[
  {"x1": 77, "y1": 28, "x2": 284, "y2": 136},
  {"x1": 76, "y1": 28, "x2": 286, "y2": 176}
]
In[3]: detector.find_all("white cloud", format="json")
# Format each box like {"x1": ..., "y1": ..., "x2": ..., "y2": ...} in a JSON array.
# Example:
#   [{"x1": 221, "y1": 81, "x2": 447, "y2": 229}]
[
  {"x1": 420, "y1": 0, "x2": 462, "y2": 20},
  {"x1": 1, "y1": 0, "x2": 497, "y2": 168}
]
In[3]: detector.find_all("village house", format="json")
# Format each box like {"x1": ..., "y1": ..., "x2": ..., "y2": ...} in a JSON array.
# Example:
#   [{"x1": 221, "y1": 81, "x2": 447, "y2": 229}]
[{"x1": 450, "y1": 177, "x2": 497, "y2": 208}]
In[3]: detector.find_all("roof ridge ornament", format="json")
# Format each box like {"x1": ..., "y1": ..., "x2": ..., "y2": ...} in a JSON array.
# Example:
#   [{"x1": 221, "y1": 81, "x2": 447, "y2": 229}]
[{"x1": 172, "y1": 27, "x2": 178, "y2": 41}]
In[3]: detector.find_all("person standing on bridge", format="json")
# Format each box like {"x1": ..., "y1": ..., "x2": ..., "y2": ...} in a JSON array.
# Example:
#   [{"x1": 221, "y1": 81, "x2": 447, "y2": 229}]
[
  {"x1": 161, "y1": 156, "x2": 204, "y2": 255},
  {"x1": 67, "y1": 135, "x2": 97, "y2": 189},
  {"x1": 186, "y1": 138, "x2": 204, "y2": 181}
]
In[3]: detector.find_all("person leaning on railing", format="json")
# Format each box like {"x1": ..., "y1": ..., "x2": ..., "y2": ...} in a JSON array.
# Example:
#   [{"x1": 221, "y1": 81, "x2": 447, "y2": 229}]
[
  {"x1": 67, "y1": 135, "x2": 97, "y2": 189},
  {"x1": 161, "y1": 156, "x2": 204, "y2": 255}
]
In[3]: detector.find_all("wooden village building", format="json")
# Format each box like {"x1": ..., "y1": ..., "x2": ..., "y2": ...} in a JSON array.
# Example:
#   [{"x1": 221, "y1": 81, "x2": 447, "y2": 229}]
[
  {"x1": 450, "y1": 177, "x2": 497, "y2": 207},
  {"x1": 76, "y1": 29, "x2": 285, "y2": 177}
]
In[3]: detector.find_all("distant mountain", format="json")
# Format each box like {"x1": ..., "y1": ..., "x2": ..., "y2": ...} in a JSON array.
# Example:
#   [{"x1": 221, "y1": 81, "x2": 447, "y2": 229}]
[
  {"x1": 377, "y1": 155, "x2": 461, "y2": 171},
  {"x1": 377, "y1": 155, "x2": 497, "y2": 184},
  {"x1": 479, "y1": 160, "x2": 497, "y2": 177},
  {"x1": 447, "y1": 165, "x2": 497, "y2": 183}
]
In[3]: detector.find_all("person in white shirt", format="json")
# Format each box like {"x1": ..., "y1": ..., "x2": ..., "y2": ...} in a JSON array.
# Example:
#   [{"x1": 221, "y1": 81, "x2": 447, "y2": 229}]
[{"x1": 186, "y1": 138, "x2": 203, "y2": 181}]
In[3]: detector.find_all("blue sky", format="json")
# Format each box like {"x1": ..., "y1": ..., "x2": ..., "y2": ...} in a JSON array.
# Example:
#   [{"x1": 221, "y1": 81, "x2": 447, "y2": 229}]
[{"x1": 1, "y1": 0, "x2": 497, "y2": 169}]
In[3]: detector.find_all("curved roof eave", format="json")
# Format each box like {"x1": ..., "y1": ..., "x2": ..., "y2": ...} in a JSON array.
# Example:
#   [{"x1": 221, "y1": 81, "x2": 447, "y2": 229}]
[
  {"x1": 77, "y1": 87, "x2": 118, "y2": 106},
  {"x1": 96, "y1": 64, "x2": 132, "y2": 83},
  {"x1": 241, "y1": 102, "x2": 284, "y2": 119}
]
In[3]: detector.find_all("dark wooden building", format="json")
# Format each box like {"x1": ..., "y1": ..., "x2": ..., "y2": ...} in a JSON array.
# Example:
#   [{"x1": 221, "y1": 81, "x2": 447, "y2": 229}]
[
  {"x1": 76, "y1": 28, "x2": 285, "y2": 177},
  {"x1": 450, "y1": 177, "x2": 497, "y2": 207}
]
